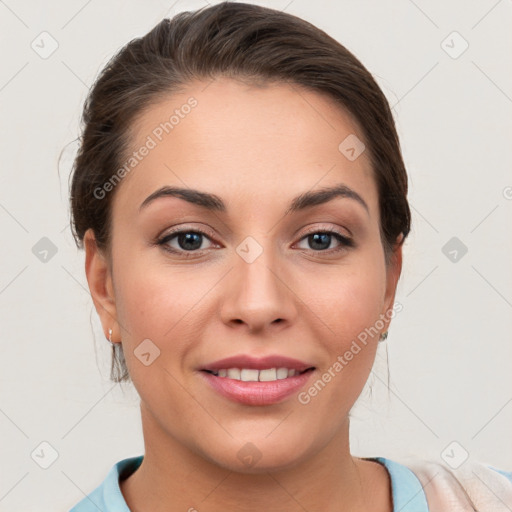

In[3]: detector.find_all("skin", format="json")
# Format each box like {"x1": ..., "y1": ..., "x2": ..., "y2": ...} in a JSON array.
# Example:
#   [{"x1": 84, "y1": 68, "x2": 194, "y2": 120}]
[{"x1": 84, "y1": 77, "x2": 402, "y2": 512}]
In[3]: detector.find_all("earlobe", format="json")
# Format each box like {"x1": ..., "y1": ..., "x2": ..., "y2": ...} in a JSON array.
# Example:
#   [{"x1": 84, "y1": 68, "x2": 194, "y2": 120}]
[{"x1": 84, "y1": 228, "x2": 119, "y2": 340}]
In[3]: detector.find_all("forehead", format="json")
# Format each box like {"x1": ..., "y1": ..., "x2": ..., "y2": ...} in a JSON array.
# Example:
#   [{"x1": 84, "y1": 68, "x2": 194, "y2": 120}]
[{"x1": 113, "y1": 77, "x2": 377, "y2": 220}]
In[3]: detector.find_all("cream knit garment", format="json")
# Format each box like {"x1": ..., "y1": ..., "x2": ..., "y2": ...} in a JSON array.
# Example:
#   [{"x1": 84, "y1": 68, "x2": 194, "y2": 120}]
[{"x1": 403, "y1": 457, "x2": 512, "y2": 511}]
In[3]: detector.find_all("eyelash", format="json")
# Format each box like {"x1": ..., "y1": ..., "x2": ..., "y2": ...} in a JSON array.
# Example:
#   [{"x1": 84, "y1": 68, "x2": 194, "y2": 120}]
[{"x1": 154, "y1": 226, "x2": 355, "y2": 257}]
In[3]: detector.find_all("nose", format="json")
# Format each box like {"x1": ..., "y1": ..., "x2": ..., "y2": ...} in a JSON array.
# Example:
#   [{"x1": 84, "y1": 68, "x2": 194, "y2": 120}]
[{"x1": 219, "y1": 239, "x2": 298, "y2": 334}]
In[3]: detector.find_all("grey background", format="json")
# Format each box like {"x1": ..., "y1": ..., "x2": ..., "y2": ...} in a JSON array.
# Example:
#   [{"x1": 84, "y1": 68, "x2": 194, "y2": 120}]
[{"x1": 0, "y1": 0, "x2": 511, "y2": 510}]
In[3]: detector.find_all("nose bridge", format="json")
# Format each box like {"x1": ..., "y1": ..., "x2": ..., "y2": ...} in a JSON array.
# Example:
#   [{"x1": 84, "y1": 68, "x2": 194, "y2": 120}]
[{"x1": 220, "y1": 232, "x2": 296, "y2": 330}]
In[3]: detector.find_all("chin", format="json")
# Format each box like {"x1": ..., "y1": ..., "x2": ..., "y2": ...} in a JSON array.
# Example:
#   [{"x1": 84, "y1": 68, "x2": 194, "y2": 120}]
[{"x1": 200, "y1": 435, "x2": 314, "y2": 475}]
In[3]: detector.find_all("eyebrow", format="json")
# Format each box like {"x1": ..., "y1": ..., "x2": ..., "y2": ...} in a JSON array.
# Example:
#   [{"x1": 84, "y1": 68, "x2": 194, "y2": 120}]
[{"x1": 138, "y1": 183, "x2": 369, "y2": 216}]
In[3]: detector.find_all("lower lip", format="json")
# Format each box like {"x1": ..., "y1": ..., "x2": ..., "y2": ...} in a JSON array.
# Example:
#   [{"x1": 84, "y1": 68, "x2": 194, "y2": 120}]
[{"x1": 199, "y1": 369, "x2": 315, "y2": 406}]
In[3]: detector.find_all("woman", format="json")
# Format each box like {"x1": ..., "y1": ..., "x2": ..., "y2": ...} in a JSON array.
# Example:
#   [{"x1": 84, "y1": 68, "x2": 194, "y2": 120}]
[{"x1": 68, "y1": 2, "x2": 511, "y2": 511}]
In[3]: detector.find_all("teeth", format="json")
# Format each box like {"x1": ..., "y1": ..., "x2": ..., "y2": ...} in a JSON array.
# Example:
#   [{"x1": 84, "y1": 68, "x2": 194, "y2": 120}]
[
  {"x1": 276, "y1": 367, "x2": 289, "y2": 379},
  {"x1": 240, "y1": 369, "x2": 259, "y2": 381},
  {"x1": 212, "y1": 367, "x2": 305, "y2": 382},
  {"x1": 259, "y1": 368, "x2": 277, "y2": 381},
  {"x1": 227, "y1": 368, "x2": 241, "y2": 379}
]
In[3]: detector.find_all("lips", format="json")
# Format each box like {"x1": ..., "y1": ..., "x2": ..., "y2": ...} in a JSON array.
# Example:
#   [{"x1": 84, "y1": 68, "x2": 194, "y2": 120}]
[
  {"x1": 198, "y1": 354, "x2": 316, "y2": 405},
  {"x1": 200, "y1": 367, "x2": 315, "y2": 406}
]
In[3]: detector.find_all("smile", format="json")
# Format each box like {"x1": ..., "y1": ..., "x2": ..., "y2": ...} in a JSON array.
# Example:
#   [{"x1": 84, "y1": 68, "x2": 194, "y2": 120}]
[{"x1": 200, "y1": 367, "x2": 316, "y2": 406}]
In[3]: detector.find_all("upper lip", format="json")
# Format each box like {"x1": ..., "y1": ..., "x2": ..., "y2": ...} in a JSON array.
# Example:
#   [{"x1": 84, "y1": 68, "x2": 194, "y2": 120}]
[{"x1": 201, "y1": 354, "x2": 315, "y2": 373}]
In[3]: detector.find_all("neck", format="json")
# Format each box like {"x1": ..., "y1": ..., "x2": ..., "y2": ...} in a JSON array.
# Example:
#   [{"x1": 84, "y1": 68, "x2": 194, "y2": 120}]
[{"x1": 120, "y1": 403, "x2": 391, "y2": 512}]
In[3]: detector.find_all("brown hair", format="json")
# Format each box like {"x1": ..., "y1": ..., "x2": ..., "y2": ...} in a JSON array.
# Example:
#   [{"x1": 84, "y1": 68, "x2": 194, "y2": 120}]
[{"x1": 69, "y1": 1, "x2": 411, "y2": 383}]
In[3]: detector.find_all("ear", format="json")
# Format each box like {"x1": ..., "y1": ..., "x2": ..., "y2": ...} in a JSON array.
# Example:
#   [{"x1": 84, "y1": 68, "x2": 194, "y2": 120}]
[
  {"x1": 381, "y1": 234, "x2": 404, "y2": 332},
  {"x1": 84, "y1": 228, "x2": 120, "y2": 343}
]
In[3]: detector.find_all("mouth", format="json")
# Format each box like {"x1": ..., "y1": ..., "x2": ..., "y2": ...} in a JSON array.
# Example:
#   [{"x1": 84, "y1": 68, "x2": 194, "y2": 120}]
[{"x1": 198, "y1": 354, "x2": 316, "y2": 406}]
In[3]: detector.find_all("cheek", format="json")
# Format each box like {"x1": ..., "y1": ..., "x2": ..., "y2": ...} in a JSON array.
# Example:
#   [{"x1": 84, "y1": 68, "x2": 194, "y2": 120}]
[
  {"x1": 298, "y1": 262, "x2": 384, "y2": 343},
  {"x1": 113, "y1": 255, "x2": 217, "y2": 366},
  {"x1": 299, "y1": 277, "x2": 382, "y2": 404},
  {"x1": 295, "y1": 260, "x2": 385, "y2": 398},
  {"x1": 113, "y1": 270, "x2": 198, "y2": 411}
]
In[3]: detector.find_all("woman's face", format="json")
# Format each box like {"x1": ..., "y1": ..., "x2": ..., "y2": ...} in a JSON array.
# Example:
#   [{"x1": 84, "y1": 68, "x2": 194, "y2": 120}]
[{"x1": 85, "y1": 77, "x2": 402, "y2": 472}]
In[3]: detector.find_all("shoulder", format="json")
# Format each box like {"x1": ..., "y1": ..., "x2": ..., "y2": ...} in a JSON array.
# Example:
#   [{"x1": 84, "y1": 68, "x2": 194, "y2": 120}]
[
  {"x1": 68, "y1": 455, "x2": 143, "y2": 512},
  {"x1": 398, "y1": 456, "x2": 512, "y2": 511}
]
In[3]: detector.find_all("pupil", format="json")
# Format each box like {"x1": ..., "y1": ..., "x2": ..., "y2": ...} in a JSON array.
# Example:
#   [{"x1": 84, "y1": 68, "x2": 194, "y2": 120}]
[
  {"x1": 310, "y1": 233, "x2": 330, "y2": 250},
  {"x1": 179, "y1": 232, "x2": 202, "y2": 251}
]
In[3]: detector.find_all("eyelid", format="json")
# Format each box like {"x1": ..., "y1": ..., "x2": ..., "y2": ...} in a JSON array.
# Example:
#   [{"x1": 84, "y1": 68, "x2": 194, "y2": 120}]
[
  {"x1": 298, "y1": 223, "x2": 352, "y2": 239},
  {"x1": 159, "y1": 223, "x2": 217, "y2": 239}
]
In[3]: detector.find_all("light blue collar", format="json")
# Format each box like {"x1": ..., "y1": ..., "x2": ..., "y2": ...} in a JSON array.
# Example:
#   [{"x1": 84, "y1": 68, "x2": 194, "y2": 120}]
[
  {"x1": 71, "y1": 454, "x2": 429, "y2": 511},
  {"x1": 370, "y1": 456, "x2": 429, "y2": 511}
]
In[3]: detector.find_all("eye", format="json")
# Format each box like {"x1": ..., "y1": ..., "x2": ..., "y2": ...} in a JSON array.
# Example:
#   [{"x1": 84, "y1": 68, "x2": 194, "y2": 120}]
[
  {"x1": 156, "y1": 228, "x2": 216, "y2": 255},
  {"x1": 295, "y1": 229, "x2": 354, "y2": 253},
  {"x1": 154, "y1": 225, "x2": 355, "y2": 257}
]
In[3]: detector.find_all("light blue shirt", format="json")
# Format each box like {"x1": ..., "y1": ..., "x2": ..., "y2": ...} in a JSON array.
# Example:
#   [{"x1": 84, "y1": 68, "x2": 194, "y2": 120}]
[{"x1": 69, "y1": 454, "x2": 511, "y2": 511}]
